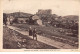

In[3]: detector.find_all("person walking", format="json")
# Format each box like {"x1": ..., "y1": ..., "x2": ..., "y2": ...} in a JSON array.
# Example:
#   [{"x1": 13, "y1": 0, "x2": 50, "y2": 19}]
[
  {"x1": 33, "y1": 28, "x2": 37, "y2": 40},
  {"x1": 29, "y1": 26, "x2": 33, "y2": 36}
]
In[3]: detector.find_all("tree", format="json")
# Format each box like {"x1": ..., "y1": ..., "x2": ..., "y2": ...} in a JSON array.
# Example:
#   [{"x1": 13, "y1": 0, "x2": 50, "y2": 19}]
[
  {"x1": 3, "y1": 13, "x2": 7, "y2": 25},
  {"x1": 29, "y1": 16, "x2": 34, "y2": 25}
]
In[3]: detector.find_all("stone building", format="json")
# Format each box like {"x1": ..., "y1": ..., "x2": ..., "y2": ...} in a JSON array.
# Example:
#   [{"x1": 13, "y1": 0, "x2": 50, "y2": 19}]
[
  {"x1": 36, "y1": 9, "x2": 52, "y2": 15},
  {"x1": 32, "y1": 15, "x2": 43, "y2": 25},
  {"x1": 17, "y1": 17, "x2": 29, "y2": 23},
  {"x1": 7, "y1": 15, "x2": 15, "y2": 25}
]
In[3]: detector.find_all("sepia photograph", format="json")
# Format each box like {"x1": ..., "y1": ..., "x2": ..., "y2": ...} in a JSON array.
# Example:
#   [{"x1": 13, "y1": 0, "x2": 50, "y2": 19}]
[{"x1": 2, "y1": 0, "x2": 79, "y2": 50}]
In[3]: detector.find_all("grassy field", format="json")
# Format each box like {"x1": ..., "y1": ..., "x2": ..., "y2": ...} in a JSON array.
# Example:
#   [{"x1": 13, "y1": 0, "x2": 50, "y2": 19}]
[
  {"x1": 12, "y1": 24, "x2": 79, "y2": 47},
  {"x1": 3, "y1": 26, "x2": 57, "y2": 49}
]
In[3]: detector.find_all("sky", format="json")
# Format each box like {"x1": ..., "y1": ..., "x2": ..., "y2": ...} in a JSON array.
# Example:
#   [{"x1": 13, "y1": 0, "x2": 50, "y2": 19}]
[{"x1": 3, "y1": 0, "x2": 79, "y2": 16}]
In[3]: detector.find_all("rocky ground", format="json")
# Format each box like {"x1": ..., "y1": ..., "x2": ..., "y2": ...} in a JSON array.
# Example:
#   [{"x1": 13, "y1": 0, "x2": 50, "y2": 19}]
[{"x1": 3, "y1": 26, "x2": 57, "y2": 49}]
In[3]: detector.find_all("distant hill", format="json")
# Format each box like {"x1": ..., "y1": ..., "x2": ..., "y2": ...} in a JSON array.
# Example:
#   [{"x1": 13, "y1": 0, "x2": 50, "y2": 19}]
[
  {"x1": 4, "y1": 12, "x2": 33, "y2": 18},
  {"x1": 4, "y1": 12, "x2": 79, "y2": 22},
  {"x1": 63, "y1": 15, "x2": 79, "y2": 21}
]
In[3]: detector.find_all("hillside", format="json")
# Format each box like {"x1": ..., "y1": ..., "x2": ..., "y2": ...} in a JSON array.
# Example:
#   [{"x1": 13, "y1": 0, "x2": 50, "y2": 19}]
[
  {"x1": 63, "y1": 15, "x2": 79, "y2": 21},
  {"x1": 4, "y1": 12, "x2": 33, "y2": 18}
]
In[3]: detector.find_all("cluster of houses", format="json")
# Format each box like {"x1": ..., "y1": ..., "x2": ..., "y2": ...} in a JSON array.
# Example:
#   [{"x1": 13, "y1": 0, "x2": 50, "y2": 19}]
[
  {"x1": 4, "y1": 9, "x2": 78, "y2": 28},
  {"x1": 5, "y1": 9, "x2": 52, "y2": 26},
  {"x1": 6, "y1": 13, "x2": 43, "y2": 26}
]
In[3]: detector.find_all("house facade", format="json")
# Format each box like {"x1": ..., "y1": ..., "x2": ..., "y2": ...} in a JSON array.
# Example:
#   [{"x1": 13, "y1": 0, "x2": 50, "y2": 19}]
[
  {"x1": 7, "y1": 15, "x2": 15, "y2": 25},
  {"x1": 17, "y1": 17, "x2": 29, "y2": 23}
]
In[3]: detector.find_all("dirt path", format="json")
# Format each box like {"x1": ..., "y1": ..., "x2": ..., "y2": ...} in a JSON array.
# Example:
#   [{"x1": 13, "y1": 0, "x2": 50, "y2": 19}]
[{"x1": 7, "y1": 26, "x2": 77, "y2": 49}]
